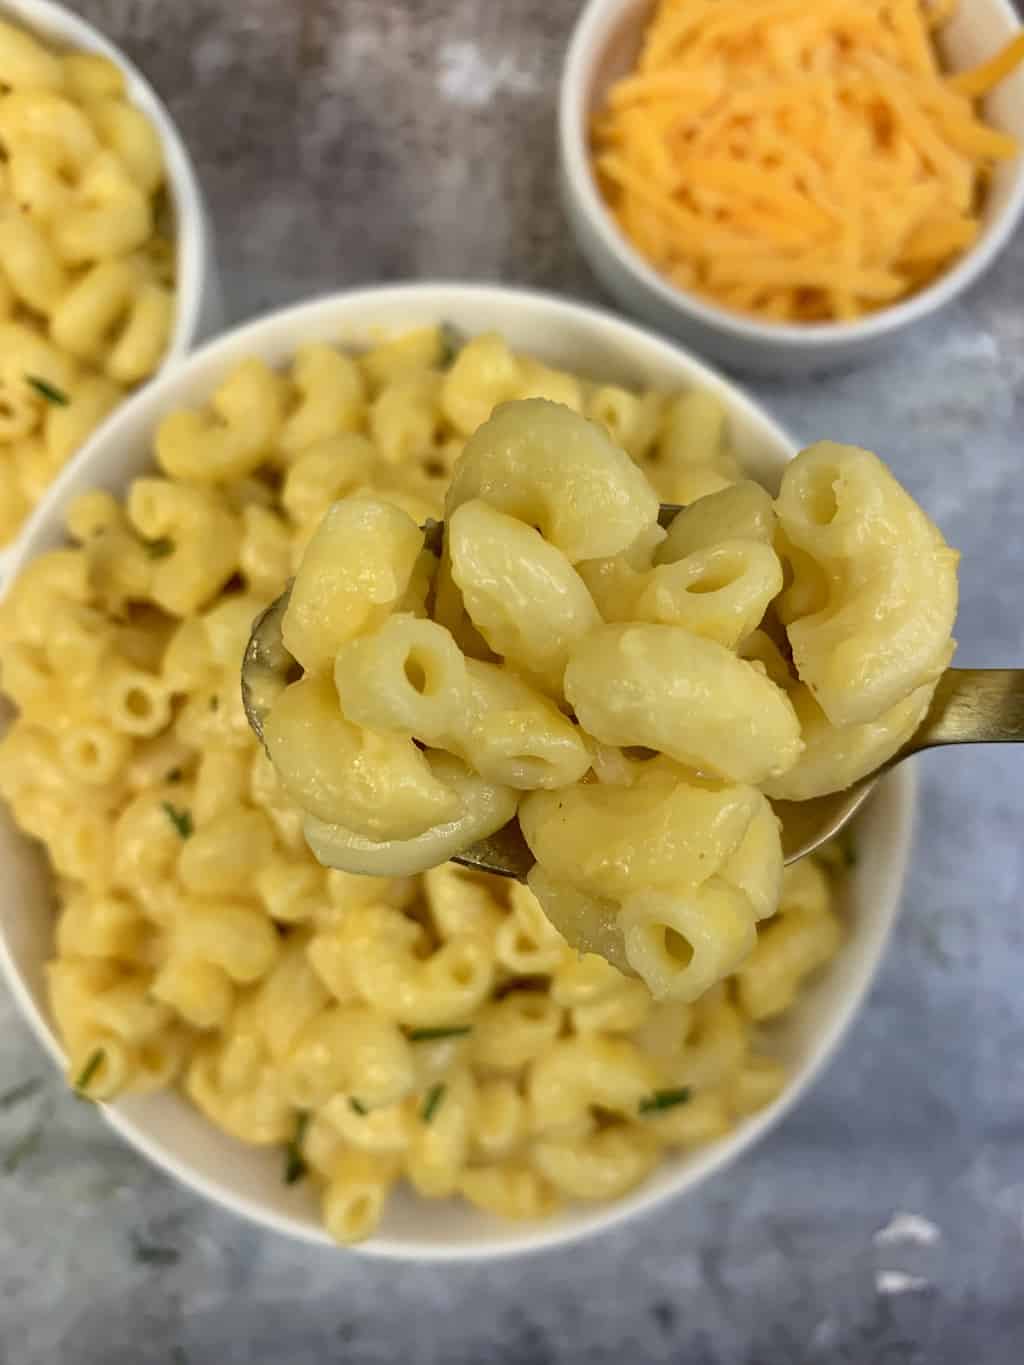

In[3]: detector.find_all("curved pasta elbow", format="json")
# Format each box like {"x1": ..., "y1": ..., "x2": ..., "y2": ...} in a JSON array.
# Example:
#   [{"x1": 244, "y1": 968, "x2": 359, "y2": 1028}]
[
  {"x1": 447, "y1": 499, "x2": 601, "y2": 691},
  {"x1": 265, "y1": 673, "x2": 460, "y2": 841},
  {"x1": 520, "y1": 765, "x2": 761, "y2": 900},
  {"x1": 736, "y1": 906, "x2": 842, "y2": 1021},
  {"x1": 532, "y1": 1127, "x2": 659, "y2": 1200},
  {"x1": 656, "y1": 481, "x2": 777, "y2": 561},
  {"x1": 527, "y1": 1036, "x2": 659, "y2": 1134},
  {"x1": 302, "y1": 753, "x2": 518, "y2": 878},
  {"x1": 715, "y1": 795, "x2": 783, "y2": 923},
  {"x1": 333, "y1": 614, "x2": 468, "y2": 742},
  {"x1": 127, "y1": 478, "x2": 242, "y2": 615},
  {"x1": 619, "y1": 880, "x2": 757, "y2": 1002},
  {"x1": 0, "y1": 21, "x2": 64, "y2": 90},
  {"x1": 564, "y1": 623, "x2": 803, "y2": 785},
  {"x1": 776, "y1": 442, "x2": 959, "y2": 726},
  {"x1": 443, "y1": 658, "x2": 591, "y2": 790},
  {"x1": 633, "y1": 538, "x2": 784, "y2": 648},
  {"x1": 53, "y1": 151, "x2": 152, "y2": 263},
  {"x1": 279, "y1": 343, "x2": 367, "y2": 455},
  {"x1": 155, "y1": 359, "x2": 288, "y2": 485},
  {"x1": 281, "y1": 496, "x2": 425, "y2": 674},
  {"x1": 445, "y1": 398, "x2": 659, "y2": 563},
  {"x1": 577, "y1": 522, "x2": 667, "y2": 622},
  {"x1": 322, "y1": 1150, "x2": 396, "y2": 1243},
  {"x1": 763, "y1": 680, "x2": 934, "y2": 801},
  {"x1": 459, "y1": 1163, "x2": 559, "y2": 1220},
  {"x1": 284, "y1": 1005, "x2": 415, "y2": 1111},
  {"x1": 337, "y1": 903, "x2": 496, "y2": 1027}
]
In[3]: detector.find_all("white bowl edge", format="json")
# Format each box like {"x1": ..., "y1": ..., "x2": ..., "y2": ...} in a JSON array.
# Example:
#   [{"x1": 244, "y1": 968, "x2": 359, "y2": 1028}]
[{"x1": 0, "y1": 282, "x2": 917, "y2": 1260}]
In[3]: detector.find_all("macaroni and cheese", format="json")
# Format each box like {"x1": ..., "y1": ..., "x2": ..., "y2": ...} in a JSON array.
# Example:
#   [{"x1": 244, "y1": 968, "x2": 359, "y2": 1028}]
[
  {"x1": 0, "y1": 18, "x2": 175, "y2": 546},
  {"x1": 0, "y1": 327, "x2": 868, "y2": 1242},
  {"x1": 265, "y1": 397, "x2": 957, "y2": 1007}
]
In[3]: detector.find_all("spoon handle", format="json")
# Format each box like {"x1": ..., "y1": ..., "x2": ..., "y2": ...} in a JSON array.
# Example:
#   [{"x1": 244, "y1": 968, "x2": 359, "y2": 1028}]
[{"x1": 908, "y1": 668, "x2": 1024, "y2": 752}]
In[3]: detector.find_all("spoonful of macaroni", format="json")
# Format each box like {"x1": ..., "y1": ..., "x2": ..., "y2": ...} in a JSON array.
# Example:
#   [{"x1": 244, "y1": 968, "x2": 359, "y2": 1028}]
[{"x1": 241, "y1": 397, "x2": 969, "y2": 1002}]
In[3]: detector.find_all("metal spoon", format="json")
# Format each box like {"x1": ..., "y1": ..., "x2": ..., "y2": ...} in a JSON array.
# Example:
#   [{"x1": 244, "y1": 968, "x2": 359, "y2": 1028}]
[
  {"x1": 241, "y1": 516, "x2": 1024, "y2": 879},
  {"x1": 774, "y1": 667, "x2": 1024, "y2": 861}
]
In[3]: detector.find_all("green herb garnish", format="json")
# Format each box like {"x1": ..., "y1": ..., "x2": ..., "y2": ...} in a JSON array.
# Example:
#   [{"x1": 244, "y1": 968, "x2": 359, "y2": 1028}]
[
  {"x1": 283, "y1": 1111, "x2": 310, "y2": 1185},
  {"x1": 349, "y1": 1098, "x2": 368, "y2": 1116},
  {"x1": 142, "y1": 536, "x2": 175, "y2": 560},
  {"x1": 638, "y1": 1087, "x2": 692, "y2": 1116},
  {"x1": 438, "y1": 321, "x2": 465, "y2": 369},
  {"x1": 421, "y1": 1084, "x2": 445, "y2": 1123},
  {"x1": 26, "y1": 374, "x2": 69, "y2": 406},
  {"x1": 165, "y1": 768, "x2": 183, "y2": 784},
  {"x1": 406, "y1": 1026, "x2": 472, "y2": 1043},
  {"x1": 209, "y1": 695, "x2": 219, "y2": 711},
  {"x1": 75, "y1": 1049, "x2": 105, "y2": 1095},
  {"x1": 161, "y1": 802, "x2": 193, "y2": 839}
]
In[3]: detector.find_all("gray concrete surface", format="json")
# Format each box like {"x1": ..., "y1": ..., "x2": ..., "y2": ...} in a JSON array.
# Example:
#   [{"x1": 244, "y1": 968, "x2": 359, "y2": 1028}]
[{"x1": 1, "y1": 2, "x2": 1023, "y2": 1361}]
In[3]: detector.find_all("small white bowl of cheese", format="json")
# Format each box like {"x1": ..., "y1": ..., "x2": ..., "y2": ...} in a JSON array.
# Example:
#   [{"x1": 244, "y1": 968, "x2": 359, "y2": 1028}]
[{"x1": 560, "y1": 0, "x2": 1024, "y2": 375}]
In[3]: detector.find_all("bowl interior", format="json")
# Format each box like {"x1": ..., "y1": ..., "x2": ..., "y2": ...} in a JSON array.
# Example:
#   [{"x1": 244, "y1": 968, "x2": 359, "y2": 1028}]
[
  {"x1": 0, "y1": 0, "x2": 218, "y2": 579},
  {"x1": 1, "y1": 0, "x2": 211, "y2": 363},
  {"x1": 0, "y1": 284, "x2": 915, "y2": 1259},
  {"x1": 566, "y1": 0, "x2": 1024, "y2": 342}
]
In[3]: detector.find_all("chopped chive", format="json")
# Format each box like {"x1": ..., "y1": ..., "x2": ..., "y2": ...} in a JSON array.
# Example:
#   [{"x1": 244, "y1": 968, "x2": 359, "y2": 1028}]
[
  {"x1": 209, "y1": 695, "x2": 219, "y2": 711},
  {"x1": 421, "y1": 1083, "x2": 445, "y2": 1123},
  {"x1": 438, "y1": 321, "x2": 465, "y2": 368},
  {"x1": 75, "y1": 1048, "x2": 105, "y2": 1095},
  {"x1": 161, "y1": 802, "x2": 193, "y2": 839},
  {"x1": 142, "y1": 536, "x2": 175, "y2": 559},
  {"x1": 406, "y1": 1026, "x2": 472, "y2": 1043},
  {"x1": 638, "y1": 1087, "x2": 692, "y2": 1116},
  {"x1": 283, "y1": 1111, "x2": 310, "y2": 1185},
  {"x1": 349, "y1": 1098, "x2": 368, "y2": 1116},
  {"x1": 25, "y1": 374, "x2": 69, "y2": 406}
]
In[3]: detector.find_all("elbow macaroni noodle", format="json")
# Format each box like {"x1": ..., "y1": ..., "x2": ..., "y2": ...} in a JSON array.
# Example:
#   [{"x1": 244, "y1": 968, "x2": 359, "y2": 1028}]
[
  {"x1": 0, "y1": 19, "x2": 175, "y2": 546},
  {"x1": 269, "y1": 377, "x2": 955, "y2": 1008},
  {"x1": 0, "y1": 324, "x2": 949, "y2": 1241}
]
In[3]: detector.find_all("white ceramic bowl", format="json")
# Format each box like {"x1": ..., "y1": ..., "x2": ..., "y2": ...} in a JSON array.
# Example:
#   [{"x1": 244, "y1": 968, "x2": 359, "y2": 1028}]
[
  {"x1": 0, "y1": 284, "x2": 915, "y2": 1260},
  {"x1": 560, "y1": 0, "x2": 1024, "y2": 375},
  {"x1": 0, "y1": 0, "x2": 221, "y2": 577}
]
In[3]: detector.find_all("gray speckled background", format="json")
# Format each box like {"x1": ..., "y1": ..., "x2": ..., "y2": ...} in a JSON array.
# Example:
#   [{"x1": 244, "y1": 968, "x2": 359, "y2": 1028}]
[{"x1": 2, "y1": 2, "x2": 1024, "y2": 1361}]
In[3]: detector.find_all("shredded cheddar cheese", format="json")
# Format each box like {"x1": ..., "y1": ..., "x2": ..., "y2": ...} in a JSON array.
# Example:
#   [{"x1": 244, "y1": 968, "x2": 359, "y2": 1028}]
[{"x1": 592, "y1": 1, "x2": 1024, "y2": 323}]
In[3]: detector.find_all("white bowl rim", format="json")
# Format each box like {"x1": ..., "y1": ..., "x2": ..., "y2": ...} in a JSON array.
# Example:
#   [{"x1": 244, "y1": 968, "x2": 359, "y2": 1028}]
[
  {"x1": 559, "y1": 0, "x2": 1024, "y2": 349},
  {"x1": 0, "y1": 281, "x2": 917, "y2": 1260},
  {"x1": 1, "y1": 0, "x2": 211, "y2": 363}
]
